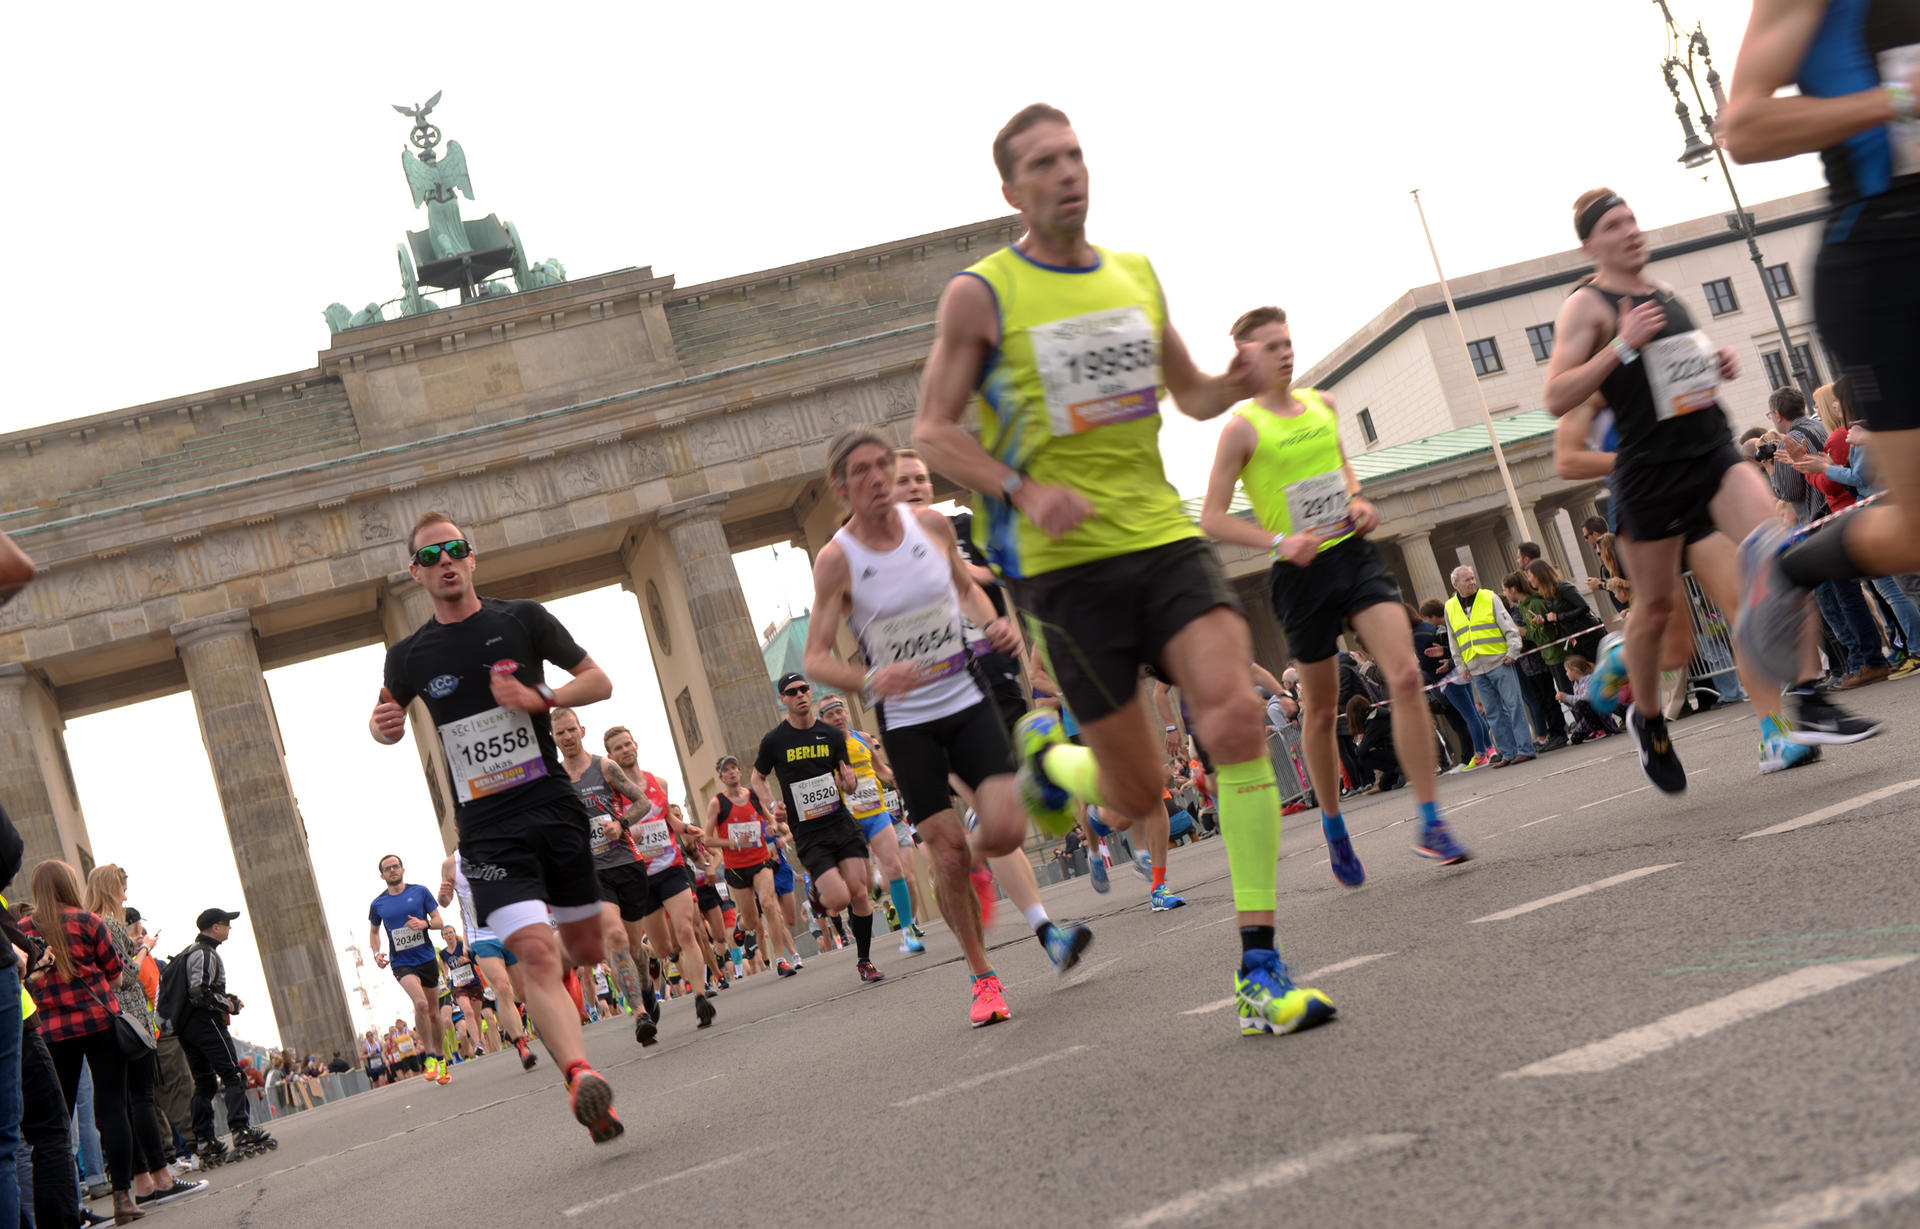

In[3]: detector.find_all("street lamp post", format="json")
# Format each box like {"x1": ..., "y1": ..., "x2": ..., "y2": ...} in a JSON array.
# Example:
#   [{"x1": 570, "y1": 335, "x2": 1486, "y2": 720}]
[{"x1": 1655, "y1": 0, "x2": 1816, "y2": 402}]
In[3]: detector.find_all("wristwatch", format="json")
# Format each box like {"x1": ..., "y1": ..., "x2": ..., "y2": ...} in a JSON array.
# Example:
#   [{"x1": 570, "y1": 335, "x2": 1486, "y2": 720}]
[
  {"x1": 534, "y1": 682, "x2": 556, "y2": 710},
  {"x1": 1000, "y1": 470, "x2": 1025, "y2": 502}
]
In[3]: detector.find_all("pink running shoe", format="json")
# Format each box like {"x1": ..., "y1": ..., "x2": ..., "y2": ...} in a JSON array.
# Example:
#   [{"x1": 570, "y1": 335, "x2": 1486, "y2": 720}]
[{"x1": 969, "y1": 975, "x2": 1011, "y2": 1027}]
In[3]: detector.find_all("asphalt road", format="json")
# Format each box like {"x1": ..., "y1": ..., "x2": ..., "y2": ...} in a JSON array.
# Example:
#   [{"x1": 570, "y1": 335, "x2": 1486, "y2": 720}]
[{"x1": 133, "y1": 683, "x2": 1920, "y2": 1229}]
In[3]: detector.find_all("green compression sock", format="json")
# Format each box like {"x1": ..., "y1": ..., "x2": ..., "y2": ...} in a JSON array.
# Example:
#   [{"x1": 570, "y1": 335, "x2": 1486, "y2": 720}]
[
  {"x1": 1214, "y1": 756, "x2": 1281, "y2": 912},
  {"x1": 1041, "y1": 744, "x2": 1107, "y2": 806}
]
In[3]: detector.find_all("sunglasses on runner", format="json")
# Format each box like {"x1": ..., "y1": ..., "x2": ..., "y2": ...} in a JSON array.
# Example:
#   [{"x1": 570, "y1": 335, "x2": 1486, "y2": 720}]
[
  {"x1": 412, "y1": 539, "x2": 472, "y2": 567},
  {"x1": 782, "y1": 684, "x2": 810, "y2": 697}
]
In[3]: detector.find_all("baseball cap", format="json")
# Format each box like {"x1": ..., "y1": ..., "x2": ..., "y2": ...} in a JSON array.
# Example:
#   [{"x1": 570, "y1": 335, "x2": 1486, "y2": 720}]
[
  {"x1": 715, "y1": 754, "x2": 741, "y2": 772},
  {"x1": 776, "y1": 672, "x2": 808, "y2": 694},
  {"x1": 196, "y1": 908, "x2": 241, "y2": 930}
]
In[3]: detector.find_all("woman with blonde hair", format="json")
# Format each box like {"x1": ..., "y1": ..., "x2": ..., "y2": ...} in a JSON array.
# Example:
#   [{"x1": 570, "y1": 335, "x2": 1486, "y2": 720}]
[{"x1": 83, "y1": 865, "x2": 202, "y2": 1208}]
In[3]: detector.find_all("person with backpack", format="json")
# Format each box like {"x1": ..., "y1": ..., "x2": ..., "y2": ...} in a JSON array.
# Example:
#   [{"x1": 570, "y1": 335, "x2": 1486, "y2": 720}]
[{"x1": 158, "y1": 909, "x2": 272, "y2": 1166}]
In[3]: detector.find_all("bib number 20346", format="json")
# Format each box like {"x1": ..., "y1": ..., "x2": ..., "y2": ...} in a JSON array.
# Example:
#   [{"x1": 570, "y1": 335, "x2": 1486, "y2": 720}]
[
  {"x1": 438, "y1": 706, "x2": 547, "y2": 804},
  {"x1": 1031, "y1": 306, "x2": 1162, "y2": 436}
]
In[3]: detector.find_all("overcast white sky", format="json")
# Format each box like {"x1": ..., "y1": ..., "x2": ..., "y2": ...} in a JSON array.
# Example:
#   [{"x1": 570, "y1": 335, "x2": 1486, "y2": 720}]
[{"x1": 3, "y1": 0, "x2": 1824, "y2": 1044}]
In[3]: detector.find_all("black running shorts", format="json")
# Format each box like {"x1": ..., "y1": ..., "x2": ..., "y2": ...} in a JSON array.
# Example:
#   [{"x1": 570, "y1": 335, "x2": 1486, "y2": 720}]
[
  {"x1": 1612, "y1": 442, "x2": 1744, "y2": 545},
  {"x1": 882, "y1": 698, "x2": 1013, "y2": 824},
  {"x1": 458, "y1": 797, "x2": 600, "y2": 926},
  {"x1": 597, "y1": 861, "x2": 653, "y2": 923},
  {"x1": 390, "y1": 958, "x2": 438, "y2": 990},
  {"x1": 696, "y1": 884, "x2": 724, "y2": 914},
  {"x1": 723, "y1": 860, "x2": 775, "y2": 892},
  {"x1": 793, "y1": 814, "x2": 870, "y2": 884},
  {"x1": 1267, "y1": 536, "x2": 1404, "y2": 664},
  {"x1": 639, "y1": 863, "x2": 693, "y2": 918},
  {"x1": 1010, "y1": 537, "x2": 1240, "y2": 725},
  {"x1": 1815, "y1": 232, "x2": 1920, "y2": 433}
]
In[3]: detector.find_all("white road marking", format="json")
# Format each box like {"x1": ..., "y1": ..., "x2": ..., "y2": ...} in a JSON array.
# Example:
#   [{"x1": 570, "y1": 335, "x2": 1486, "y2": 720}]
[
  {"x1": 1502, "y1": 955, "x2": 1918, "y2": 1078},
  {"x1": 1179, "y1": 954, "x2": 1392, "y2": 1016},
  {"x1": 890, "y1": 1044, "x2": 1089, "y2": 1108},
  {"x1": 1578, "y1": 786, "x2": 1651, "y2": 810},
  {"x1": 1469, "y1": 864, "x2": 1680, "y2": 924},
  {"x1": 1519, "y1": 813, "x2": 1562, "y2": 829},
  {"x1": 564, "y1": 1147, "x2": 770, "y2": 1217},
  {"x1": 1739, "y1": 1154, "x2": 1920, "y2": 1229},
  {"x1": 1737, "y1": 779, "x2": 1920, "y2": 840},
  {"x1": 1115, "y1": 1134, "x2": 1419, "y2": 1228}
]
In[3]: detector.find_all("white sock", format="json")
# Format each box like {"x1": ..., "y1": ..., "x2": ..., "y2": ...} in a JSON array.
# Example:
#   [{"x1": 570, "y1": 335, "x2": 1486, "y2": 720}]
[{"x1": 1023, "y1": 902, "x2": 1050, "y2": 929}]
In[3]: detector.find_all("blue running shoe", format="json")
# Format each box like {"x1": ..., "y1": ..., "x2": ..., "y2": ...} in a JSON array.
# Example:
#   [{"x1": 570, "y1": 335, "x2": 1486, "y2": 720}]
[
  {"x1": 1086, "y1": 806, "x2": 1111, "y2": 838},
  {"x1": 1757, "y1": 714, "x2": 1816, "y2": 773},
  {"x1": 1041, "y1": 922, "x2": 1094, "y2": 974},
  {"x1": 1089, "y1": 855, "x2": 1110, "y2": 894},
  {"x1": 1149, "y1": 885, "x2": 1187, "y2": 911},
  {"x1": 1413, "y1": 819, "x2": 1471, "y2": 865},
  {"x1": 1234, "y1": 950, "x2": 1336, "y2": 1036},
  {"x1": 1589, "y1": 632, "x2": 1628, "y2": 717},
  {"x1": 900, "y1": 931, "x2": 926, "y2": 955},
  {"x1": 1012, "y1": 710, "x2": 1077, "y2": 837},
  {"x1": 1327, "y1": 836, "x2": 1366, "y2": 887},
  {"x1": 1132, "y1": 850, "x2": 1153, "y2": 882}
]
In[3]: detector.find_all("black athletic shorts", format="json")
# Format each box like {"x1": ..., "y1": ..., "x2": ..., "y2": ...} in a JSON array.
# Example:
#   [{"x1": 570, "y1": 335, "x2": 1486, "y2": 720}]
[
  {"x1": 1612, "y1": 442, "x2": 1744, "y2": 545},
  {"x1": 1815, "y1": 232, "x2": 1920, "y2": 433},
  {"x1": 391, "y1": 958, "x2": 439, "y2": 990},
  {"x1": 1010, "y1": 537, "x2": 1240, "y2": 724},
  {"x1": 724, "y1": 860, "x2": 775, "y2": 892},
  {"x1": 597, "y1": 861, "x2": 653, "y2": 923},
  {"x1": 1268, "y1": 536, "x2": 1403, "y2": 664},
  {"x1": 696, "y1": 884, "x2": 724, "y2": 914},
  {"x1": 459, "y1": 797, "x2": 600, "y2": 925},
  {"x1": 793, "y1": 814, "x2": 870, "y2": 884},
  {"x1": 640, "y1": 863, "x2": 693, "y2": 917},
  {"x1": 883, "y1": 698, "x2": 1013, "y2": 824}
]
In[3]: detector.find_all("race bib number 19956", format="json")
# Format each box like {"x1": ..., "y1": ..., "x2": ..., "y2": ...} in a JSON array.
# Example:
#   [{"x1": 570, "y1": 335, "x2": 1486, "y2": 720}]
[
  {"x1": 1031, "y1": 307, "x2": 1162, "y2": 436},
  {"x1": 439, "y1": 706, "x2": 545, "y2": 804}
]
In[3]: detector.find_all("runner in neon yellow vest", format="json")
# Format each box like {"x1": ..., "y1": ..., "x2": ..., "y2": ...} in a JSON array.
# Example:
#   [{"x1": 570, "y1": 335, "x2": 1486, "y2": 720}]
[
  {"x1": 911, "y1": 103, "x2": 1332, "y2": 1040},
  {"x1": 1201, "y1": 306, "x2": 1469, "y2": 878}
]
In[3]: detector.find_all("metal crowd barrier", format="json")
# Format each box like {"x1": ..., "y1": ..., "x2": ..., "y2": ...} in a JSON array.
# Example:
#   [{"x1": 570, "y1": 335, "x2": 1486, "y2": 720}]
[{"x1": 1678, "y1": 569, "x2": 1744, "y2": 700}]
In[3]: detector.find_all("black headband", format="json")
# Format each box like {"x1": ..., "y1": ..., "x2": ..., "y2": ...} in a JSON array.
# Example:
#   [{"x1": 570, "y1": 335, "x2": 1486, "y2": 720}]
[{"x1": 1576, "y1": 194, "x2": 1627, "y2": 240}]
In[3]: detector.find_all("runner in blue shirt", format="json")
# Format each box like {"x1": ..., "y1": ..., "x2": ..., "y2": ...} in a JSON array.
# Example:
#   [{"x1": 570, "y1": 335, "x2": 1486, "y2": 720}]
[{"x1": 367, "y1": 855, "x2": 451, "y2": 1084}]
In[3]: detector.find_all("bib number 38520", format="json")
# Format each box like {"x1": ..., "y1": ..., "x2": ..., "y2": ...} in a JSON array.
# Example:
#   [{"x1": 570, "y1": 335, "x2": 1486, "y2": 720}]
[
  {"x1": 438, "y1": 706, "x2": 546, "y2": 804},
  {"x1": 1031, "y1": 306, "x2": 1162, "y2": 436},
  {"x1": 792, "y1": 772, "x2": 842, "y2": 821}
]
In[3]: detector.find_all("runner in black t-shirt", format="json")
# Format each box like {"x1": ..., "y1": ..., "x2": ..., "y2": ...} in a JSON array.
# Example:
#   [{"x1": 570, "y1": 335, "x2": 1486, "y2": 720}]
[
  {"x1": 750, "y1": 673, "x2": 884, "y2": 984},
  {"x1": 368, "y1": 510, "x2": 624, "y2": 1143}
]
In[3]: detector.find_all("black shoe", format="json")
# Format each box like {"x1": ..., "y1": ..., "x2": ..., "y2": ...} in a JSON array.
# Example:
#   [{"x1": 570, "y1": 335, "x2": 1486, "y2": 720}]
[
  {"x1": 1539, "y1": 734, "x2": 1569, "y2": 752},
  {"x1": 634, "y1": 1014, "x2": 658, "y2": 1047},
  {"x1": 1788, "y1": 690, "x2": 1885, "y2": 745},
  {"x1": 694, "y1": 992, "x2": 716, "y2": 1029},
  {"x1": 1628, "y1": 706, "x2": 1686, "y2": 794},
  {"x1": 135, "y1": 1180, "x2": 208, "y2": 1206}
]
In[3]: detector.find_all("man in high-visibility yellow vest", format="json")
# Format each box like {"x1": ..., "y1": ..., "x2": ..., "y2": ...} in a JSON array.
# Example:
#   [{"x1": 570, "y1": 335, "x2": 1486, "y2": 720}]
[{"x1": 1442, "y1": 565, "x2": 1532, "y2": 767}]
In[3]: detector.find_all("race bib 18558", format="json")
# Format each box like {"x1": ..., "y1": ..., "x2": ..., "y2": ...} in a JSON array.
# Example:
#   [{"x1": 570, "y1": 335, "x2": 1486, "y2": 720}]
[
  {"x1": 1031, "y1": 307, "x2": 1162, "y2": 435},
  {"x1": 438, "y1": 706, "x2": 545, "y2": 804}
]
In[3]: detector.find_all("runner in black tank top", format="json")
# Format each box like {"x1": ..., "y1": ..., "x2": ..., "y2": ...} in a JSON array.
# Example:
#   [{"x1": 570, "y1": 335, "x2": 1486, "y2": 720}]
[
  {"x1": 1541, "y1": 189, "x2": 1855, "y2": 795},
  {"x1": 1717, "y1": 0, "x2": 1916, "y2": 750}
]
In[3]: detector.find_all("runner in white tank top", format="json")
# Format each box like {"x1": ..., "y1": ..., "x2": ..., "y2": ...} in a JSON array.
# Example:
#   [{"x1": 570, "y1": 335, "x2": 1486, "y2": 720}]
[
  {"x1": 803, "y1": 428, "x2": 1043, "y2": 1028},
  {"x1": 437, "y1": 851, "x2": 537, "y2": 1067}
]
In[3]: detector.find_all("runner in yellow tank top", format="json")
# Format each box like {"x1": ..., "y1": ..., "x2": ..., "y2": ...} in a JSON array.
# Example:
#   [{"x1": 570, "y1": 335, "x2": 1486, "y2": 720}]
[
  {"x1": 912, "y1": 103, "x2": 1332, "y2": 1039},
  {"x1": 1200, "y1": 307, "x2": 1469, "y2": 879}
]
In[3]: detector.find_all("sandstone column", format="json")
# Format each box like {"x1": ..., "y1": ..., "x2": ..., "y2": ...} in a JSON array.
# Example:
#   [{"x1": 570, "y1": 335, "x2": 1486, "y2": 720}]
[
  {"x1": 0, "y1": 663, "x2": 94, "y2": 881},
  {"x1": 171, "y1": 610, "x2": 355, "y2": 1061},
  {"x1": 659, "y1": 495, "x2": 780, "y2": 781},
  {"x1": 379, "y1": 572, "x2": 459, "y2": 854},
  {"x1": 1394, "y1": 530, "x2": 1450, "y2": 607}
]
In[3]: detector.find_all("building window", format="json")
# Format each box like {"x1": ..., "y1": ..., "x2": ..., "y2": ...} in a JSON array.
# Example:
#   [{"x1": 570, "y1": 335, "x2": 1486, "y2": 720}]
[
  {"x1": 1764, "y1": 263, "x2": 1797, "y2": 300},
  {"x1": 1357, "y1": 407, "x2": 1377, "y2": 446},
  {"x1": 1466, "y1": 337, "x2": 1503, "y2": 376},
  {"x1": 1791, "y1": 342, "x2": 1820, "y2": 386},
  {"x1": 1703, "y1": 278, "x2": 1739, "y2": 316},
  {"x1": 1525, "y1": 323, "x2": 1555, "y2": 363},
  {"x1": 1762, "y1": 350, "x2": 1790, "y2": 390}
]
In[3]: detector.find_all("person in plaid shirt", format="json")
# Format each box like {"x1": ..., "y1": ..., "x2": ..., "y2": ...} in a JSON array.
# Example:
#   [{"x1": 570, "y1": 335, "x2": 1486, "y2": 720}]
[{"x1": 20, "y1": 859, "x2": 146, "y2": 1224}]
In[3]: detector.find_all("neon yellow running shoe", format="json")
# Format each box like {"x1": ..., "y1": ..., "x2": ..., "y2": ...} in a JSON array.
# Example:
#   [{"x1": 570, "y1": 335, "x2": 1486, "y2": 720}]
[
  {"x1": 1012, "y1": 709, "x2": 1077, "y2": 837},
  {"x1": 1234, "y1": 951, "x2": 1337, "y2": 1037}
]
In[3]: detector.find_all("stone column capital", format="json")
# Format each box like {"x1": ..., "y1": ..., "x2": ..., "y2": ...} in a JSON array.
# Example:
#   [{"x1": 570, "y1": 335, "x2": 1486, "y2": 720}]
[
  {"x1": 657, "y1": 492, "x2": 732, "y2": 533},
  {"x1": 170, "y1": 608, "x2": 255, "y2": 651},
  {"x1": 0, "y1": 661, "x2": 32, "y2": 684}
]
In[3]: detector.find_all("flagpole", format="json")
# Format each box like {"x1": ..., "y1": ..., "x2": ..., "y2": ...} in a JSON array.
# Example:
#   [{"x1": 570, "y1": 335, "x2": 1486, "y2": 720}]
[{"x1": 1410, "y1": 188, "x2": 1530, "y2": 547}]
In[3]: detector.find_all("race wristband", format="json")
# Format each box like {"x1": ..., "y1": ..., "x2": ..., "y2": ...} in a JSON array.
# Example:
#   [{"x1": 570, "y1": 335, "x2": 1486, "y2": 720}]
[
  {"x1": 1164, "y1": 725, "x2": 1177, "y2": 732},
  {"x1": 1887, "y1": 81, "x2": 1917, "y2": 122},
  {"x1": 1610, "y1": 337, "x2": 1638, "y2": 365}
]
